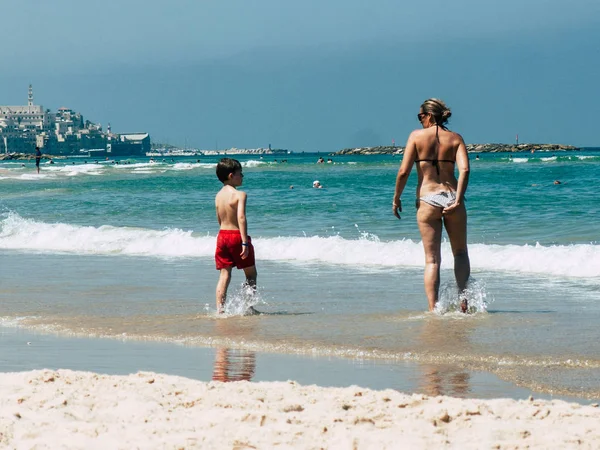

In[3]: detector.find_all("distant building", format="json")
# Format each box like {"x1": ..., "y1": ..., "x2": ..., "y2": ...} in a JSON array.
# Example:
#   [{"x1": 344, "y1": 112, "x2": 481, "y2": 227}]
[
  {"x1": 0, "y1": 85, "x2": 150, "y2": 156},
  {"x1": 0, "y1": 85, "x2": 51, "y2": 153},
  {"x1": 107, "y1": 133, "x2": 151, "y2": 156}
]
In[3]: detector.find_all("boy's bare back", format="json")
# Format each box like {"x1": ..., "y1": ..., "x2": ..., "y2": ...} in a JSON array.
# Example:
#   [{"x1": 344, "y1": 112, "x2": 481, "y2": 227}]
[{"x1": 215, "y1": 185, "x2": 247, "y2": 231}]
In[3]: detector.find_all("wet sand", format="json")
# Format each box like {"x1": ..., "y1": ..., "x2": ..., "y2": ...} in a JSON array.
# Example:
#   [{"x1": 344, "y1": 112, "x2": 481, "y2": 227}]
[{"x1": 1, "y1": 326, "x2": 587, "y2": 403}]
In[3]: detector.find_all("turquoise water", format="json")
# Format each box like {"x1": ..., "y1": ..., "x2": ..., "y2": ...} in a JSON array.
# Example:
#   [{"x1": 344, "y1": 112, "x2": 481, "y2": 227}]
[{"x1": 1, "y1": 150, "x2": 600, "y2": 400}]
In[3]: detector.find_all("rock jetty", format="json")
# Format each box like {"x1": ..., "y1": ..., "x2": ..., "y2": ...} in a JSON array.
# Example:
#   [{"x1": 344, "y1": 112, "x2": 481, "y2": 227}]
[
  {"x1": 333, "y1": 143, "x2": 578, "y2": 156},
  {"x1": 466, "y1": 143, "x2": 577, "y2": 153},
  {"x1": 0, "y1": 153, "x2": 63, "y2": 161},
  {"x1": 333, "y1": 146, "x2": 404, "y2": 155}
]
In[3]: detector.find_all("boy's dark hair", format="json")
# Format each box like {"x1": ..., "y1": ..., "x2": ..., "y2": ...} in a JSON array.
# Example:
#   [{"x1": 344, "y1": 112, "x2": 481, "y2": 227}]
[{"x1": 216, "y1": 158, "x2": 242, "y2": 183}]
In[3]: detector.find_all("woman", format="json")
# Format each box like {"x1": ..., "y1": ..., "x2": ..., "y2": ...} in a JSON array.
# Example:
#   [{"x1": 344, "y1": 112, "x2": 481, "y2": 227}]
[{"x1": 393, "y1": 98, "x2": 471, "y2": 312}]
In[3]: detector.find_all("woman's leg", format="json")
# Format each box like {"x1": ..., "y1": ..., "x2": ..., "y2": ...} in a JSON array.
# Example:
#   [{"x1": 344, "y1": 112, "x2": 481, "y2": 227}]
[
  {"x1": 417, "y1": 203, "x2": 443, "y2": 311},
  {"x1": 443, "y1": 204, "x2": 470, "y2": 311}
]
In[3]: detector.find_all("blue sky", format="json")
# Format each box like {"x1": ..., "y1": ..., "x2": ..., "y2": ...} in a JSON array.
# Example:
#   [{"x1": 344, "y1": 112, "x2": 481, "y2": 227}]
[{"x1": 2, "y1": 1, "x2": 599, "y2": 150}]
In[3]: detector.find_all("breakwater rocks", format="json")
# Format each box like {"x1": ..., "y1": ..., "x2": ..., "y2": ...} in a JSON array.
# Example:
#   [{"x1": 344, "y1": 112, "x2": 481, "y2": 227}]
[
  {"x1": 466, "y1": 143, "x2": 578, "y2": 153},
  {"x1": 334, "y1": 146, "x2": 404, "y2": 155},
  {"x1": 333, "y1": 143, "x2": 578, "y2": 156},
  {"x1": 0, "y1": 153, "x2": 63, "y2": 161}
]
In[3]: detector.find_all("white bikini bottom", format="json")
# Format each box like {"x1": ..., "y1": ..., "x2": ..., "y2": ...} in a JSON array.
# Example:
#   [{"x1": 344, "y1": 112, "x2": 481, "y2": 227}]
[{"x1": 419, "y1": 190, "x2": 456, "y2": 208}]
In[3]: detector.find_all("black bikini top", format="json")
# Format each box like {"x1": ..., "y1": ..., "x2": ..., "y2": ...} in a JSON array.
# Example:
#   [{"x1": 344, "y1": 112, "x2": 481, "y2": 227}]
[{"x1": 414, "y1": 125, "x2": 455, "y2": 174}]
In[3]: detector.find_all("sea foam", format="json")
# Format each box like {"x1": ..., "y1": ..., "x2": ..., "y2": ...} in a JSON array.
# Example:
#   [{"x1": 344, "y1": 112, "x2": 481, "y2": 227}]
[{"x1": 1, "y1": 212, "x2": 598, "y2": 279}]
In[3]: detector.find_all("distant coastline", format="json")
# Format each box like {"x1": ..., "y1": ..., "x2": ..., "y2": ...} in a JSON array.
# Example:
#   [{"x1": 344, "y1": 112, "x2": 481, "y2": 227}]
[
  {"x1": 0, "y1": 153, "x2": 64, "y2": 161},
  {"x1": 333, "y1": 143, "x2": 579, "y2": 156},
  {"x1": 0, "y1": 148, "x2": 290, "y2": 160},
  {"x1": 1, "y1": 143, "x2": 582, "y2": 160},
  {"x1": 147, "y1": 146, "x2": 290, "y2": 157}
]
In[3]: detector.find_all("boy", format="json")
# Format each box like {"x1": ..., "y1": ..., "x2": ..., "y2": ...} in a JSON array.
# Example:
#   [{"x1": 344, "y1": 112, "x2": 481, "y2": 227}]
[{"x1": 214, "y1": 158, "x2": 257, "y2": 313}]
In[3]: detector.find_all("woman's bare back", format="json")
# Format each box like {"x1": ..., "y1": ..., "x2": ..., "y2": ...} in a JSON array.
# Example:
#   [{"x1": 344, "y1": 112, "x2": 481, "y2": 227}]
[{"x1": 413, "y1": 126, "x2": 464, "y2": 196}]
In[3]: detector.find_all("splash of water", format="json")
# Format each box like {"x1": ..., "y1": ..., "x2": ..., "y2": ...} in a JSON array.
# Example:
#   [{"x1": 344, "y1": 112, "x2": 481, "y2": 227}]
[
  {"x1": 222, "y1": 283, "x2": 264, "y2": 316},
  {"x1": 434, "y1": 278, "x2": 493, "y2": 315},
  {"x1": 354, "y1": 223, "x2": 381, "y2": 242}
]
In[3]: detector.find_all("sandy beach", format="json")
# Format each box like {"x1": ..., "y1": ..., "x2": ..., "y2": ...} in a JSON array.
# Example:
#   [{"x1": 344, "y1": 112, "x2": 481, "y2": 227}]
[{"x1": 0, "y1": 369, "x2": 598, "y2": 449}]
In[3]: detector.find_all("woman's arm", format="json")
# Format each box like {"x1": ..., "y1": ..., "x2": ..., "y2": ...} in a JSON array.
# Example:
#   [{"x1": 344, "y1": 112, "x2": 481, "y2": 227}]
[
  {"x1": 393, "y1": 132, "x2": 418, "y2": 218},
  {"x1": 443, "y1": 135, "x2": 469, "y2": 214}
]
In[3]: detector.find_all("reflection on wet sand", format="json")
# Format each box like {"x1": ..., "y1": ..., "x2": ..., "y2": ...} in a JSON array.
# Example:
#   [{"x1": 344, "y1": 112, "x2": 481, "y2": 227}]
[
  {"x1": 420, "y1": 365, "x2": 470, "y2": 397},
  {"x1": 212, "y1": 318, "x2": 257, "y2": 382},
  {"x1": 212, "y1": 348, "x2": 256, "y2": 382},
  {"x1": 416, "y1": 316, "x2": 476, "y2": 398}
]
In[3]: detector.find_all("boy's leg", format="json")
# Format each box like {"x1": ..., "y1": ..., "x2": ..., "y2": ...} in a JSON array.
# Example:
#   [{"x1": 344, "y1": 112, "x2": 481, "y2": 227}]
[
  {"x1": 242, "y1": 266, "x2": 259, "y2": 314},
  {"x1": 216, "y1": 267, "x2": 232, "y2": 313},
  {"x1": 242, "y1": 265, "x2": 257, "y2": 291}
]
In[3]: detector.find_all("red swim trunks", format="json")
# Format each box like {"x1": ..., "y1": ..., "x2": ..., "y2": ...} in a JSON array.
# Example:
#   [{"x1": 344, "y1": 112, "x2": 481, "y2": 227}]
[{"x1": 215, "y1": 230, "x2": 256, "y2": 270}]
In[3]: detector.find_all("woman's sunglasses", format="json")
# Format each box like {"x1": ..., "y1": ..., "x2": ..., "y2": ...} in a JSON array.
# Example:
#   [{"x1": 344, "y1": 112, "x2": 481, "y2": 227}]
[{"x1": 417, "y1": 113, "x2": 428, "y2": 122}]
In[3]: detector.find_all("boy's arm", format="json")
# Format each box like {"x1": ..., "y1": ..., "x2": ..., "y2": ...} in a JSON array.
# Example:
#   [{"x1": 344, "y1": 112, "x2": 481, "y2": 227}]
[
  {"x1": 215, "y1": 199, "x2": 221, "y2": 226},
  {"x1": 237, "y1": 191, "x2": 249, "y2": 257}
]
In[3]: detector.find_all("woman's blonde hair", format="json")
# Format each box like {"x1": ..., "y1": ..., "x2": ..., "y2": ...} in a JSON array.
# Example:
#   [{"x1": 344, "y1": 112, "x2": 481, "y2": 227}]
[{"x1": 421, "y1": 98, "x2": 452, "y2": 126}]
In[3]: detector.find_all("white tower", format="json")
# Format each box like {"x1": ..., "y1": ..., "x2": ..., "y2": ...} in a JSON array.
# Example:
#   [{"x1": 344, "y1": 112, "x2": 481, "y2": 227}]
[{"x1": 28, "y1": 84, "x2": 33, "y2": 107}]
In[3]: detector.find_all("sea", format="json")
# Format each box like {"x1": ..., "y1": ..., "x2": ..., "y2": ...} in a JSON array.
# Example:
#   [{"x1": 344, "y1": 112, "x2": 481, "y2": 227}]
[{"x1": 1, "y1": 149, "x2": 599, "y2": 402}]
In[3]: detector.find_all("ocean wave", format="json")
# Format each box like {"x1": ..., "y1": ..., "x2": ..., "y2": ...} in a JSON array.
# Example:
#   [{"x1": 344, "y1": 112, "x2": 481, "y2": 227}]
[
  {"x1": 506, "y1": 154, "x2": 600, "y2": 163},
  {"x1": 113, "y1": 162, "x2": 156, "y2": 169},
  {"x1": 243, "y1": 160, "x2": 269, "y2": 168},
  {"x1": 172, "y1": 162, "x2": 198, "y2": 170},
  {"x1": 0, "y1": 161, "x2": 215, "y2": 179},
  {"x1": 1, "y1": 212, "x2": 598, "y2": 279},
  {"x1": 0, "y1": 164, "x2": 106, "y2": 179}
]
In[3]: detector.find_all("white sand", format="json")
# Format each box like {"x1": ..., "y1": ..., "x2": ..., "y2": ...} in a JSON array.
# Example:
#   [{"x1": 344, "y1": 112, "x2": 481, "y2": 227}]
[{"x1": 0, "y1": 370, "x2": 598, "y2": 449}]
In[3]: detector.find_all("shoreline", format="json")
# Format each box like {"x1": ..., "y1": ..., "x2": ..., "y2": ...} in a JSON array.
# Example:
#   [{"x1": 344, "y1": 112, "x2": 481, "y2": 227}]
[
  {"x1": 0, "y1": 325, "x2": 594, "y2": 405},
  {"x1": 1, "y1": 368, "x2": 599, "y2": 448}
]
